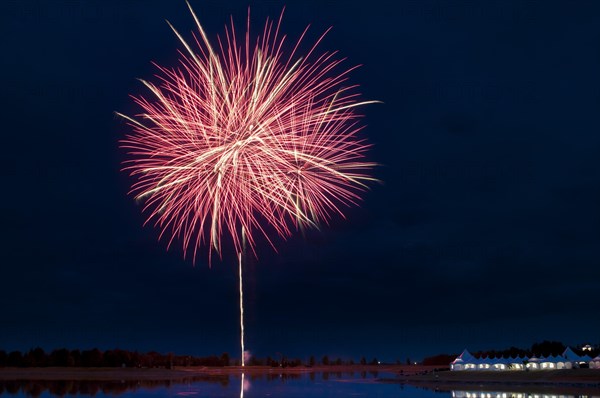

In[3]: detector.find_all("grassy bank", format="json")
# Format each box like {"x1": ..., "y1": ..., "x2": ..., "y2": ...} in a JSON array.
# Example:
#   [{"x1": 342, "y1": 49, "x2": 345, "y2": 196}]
[
  {"x1": 390, "y1": 369, "x2": 600, "y2": 395},
  {"x1": 398, "y1": 369, "x2": 600, "y2": 384}
]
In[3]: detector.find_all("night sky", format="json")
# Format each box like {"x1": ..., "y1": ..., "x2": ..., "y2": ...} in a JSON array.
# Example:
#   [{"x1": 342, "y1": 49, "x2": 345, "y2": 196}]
[{"x1": 2, "y1": 0, "x2": 600, "y2": 363}]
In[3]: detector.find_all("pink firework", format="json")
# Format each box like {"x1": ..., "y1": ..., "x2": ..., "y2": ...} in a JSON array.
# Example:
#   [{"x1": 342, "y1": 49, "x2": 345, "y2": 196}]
[{"x1": 118, "y1": 2, "x2": 378, "y2": 262}]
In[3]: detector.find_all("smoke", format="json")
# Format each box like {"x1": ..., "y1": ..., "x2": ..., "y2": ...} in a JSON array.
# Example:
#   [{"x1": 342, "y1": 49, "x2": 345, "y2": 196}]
[{"x1": 243, "y1": 350, "x2": 252, "y2": 364}]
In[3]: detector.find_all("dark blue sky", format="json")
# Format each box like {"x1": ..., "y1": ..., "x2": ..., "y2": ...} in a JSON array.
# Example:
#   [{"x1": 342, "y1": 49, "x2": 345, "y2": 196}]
[{"x1": 1, "y1": 0, "x2": 600, "y2": 362}]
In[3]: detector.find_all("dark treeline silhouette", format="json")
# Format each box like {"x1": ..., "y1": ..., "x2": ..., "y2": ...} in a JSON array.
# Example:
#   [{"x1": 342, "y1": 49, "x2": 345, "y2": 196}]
[
  {"x1": 0, "y1": 348, "x2": 230, "y2": 368},
  {"x1": 246, "y1": 355, "x2": 360, "y2": 368},
  {"x1": 0, "y1": 348, "x2": 377, "y2": 368},
  {"x1": 472, "y1": 341, "x2": 575, "y2": 359},
  {"x1": 421, "y1": 354, "x2": 456, "y2": 366},
  {"x1": 422, "y1": 340, "x2": 600, "y2": 366}
]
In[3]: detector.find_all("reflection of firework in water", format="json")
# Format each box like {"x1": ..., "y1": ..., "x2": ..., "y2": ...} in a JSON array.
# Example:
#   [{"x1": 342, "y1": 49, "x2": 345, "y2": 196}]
[
  {"x1": 118, "y1": 1, "x2": 377, "y2": 366},
  {"x1": 241, "y1": 372, "x2": 250, "y2": 398}
]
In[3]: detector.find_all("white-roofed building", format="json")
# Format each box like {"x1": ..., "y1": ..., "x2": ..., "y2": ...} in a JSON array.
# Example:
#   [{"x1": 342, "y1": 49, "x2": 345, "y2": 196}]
[
  {"x1": 491, "y1": 356, "x2": 511, "y2": 370},
  {"x1": 450, "y1": 349, "x2": 475, "y2": 371},
  {"x1": 477, "y1": 357, "x2": 492, "y2": 370},
  {"x1": 562, "y1": 347, "x2": 591, "y2": 368},
  {"x1": 590, "y1": 355, "x2": 600, "y2": 369},
  {"x1": 526, "y1": 356, "x2": 540, "y2": 370},
  {"x1": 508, "y1": 355, "x2": 527, "y2": 370},
  {"x1": 450, "y1": 347, "x2": 595, "y2": 371},
  {"x1": 540, "y1": 355, "x2": 562, "y2": 369}
]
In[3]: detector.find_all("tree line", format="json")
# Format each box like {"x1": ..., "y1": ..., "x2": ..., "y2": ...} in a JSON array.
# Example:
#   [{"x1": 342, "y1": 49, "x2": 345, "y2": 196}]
[
  {"x1": 0, "y1": 348, "x2": 386, "y2": 368},
  {"x1": 422, "y1": 341, "x2": 600, "y2": 366},
  {"x1": 0, "y1": 348, "x2": 230, "y2": 368},
  {"x1": 246, "y1": 355, "x2": 382, "y2": 367}
]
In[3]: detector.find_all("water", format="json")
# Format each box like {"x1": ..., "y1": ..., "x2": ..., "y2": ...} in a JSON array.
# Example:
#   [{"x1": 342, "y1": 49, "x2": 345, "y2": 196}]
[{"x1": 0, "y1": 372, "x2": 597, "y2": 398}]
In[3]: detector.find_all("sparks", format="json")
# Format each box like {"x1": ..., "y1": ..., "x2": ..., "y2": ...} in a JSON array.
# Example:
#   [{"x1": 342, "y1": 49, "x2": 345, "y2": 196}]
[
  {"x1": 118, "y1": 1, "x2": 377, "y2": 367},
  {"x1": 119, "y1": 2, "x2": 377, "y2": 261}
]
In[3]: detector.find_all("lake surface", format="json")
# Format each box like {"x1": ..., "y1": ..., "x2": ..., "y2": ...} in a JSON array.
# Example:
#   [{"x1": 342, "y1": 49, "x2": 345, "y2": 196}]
[{"x1": 0, "y1": 372, "x2": 598, "y2": 398}]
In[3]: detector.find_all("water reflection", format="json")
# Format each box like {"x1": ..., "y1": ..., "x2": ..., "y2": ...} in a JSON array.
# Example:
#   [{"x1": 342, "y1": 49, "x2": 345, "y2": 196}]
[
  {"x1": 0, "y1": 371, "x2": 392, "y2": 397},
  {"x1": 244, "y1": 372, "x2": 303, "y2": 382},
  {"x1": 3, "y1": 373, "x2": 595, "y2": 398},
  {"x1": 0, "y1": 376, "x2": 229, "y2": 397},
  {"x1": 452, "y1": 390, "x2": 600, "y2": 398},
  {"x1": 240, "y1": 373, "x2": 244, "y2": 398}
]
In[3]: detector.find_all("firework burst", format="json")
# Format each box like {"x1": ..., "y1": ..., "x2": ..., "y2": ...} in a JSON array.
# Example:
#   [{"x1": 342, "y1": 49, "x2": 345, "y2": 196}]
[
  {"x1": 118, "y1": 2, "x2": 378, "y2": 263},
  {"x1": 119, "y1": 1, "x2": 378, "y2": 368}
]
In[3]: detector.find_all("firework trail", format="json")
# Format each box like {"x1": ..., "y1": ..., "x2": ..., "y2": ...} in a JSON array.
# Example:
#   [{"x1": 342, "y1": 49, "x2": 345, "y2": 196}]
[{"x1": 118, "y1": 1, "x2": 377, "y2": 366}]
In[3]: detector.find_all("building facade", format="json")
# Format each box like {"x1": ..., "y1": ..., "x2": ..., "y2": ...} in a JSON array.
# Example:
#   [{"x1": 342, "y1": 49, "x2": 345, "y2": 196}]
[{"x1": 450, "y1": 347, "x2": 596, "y2": 371}]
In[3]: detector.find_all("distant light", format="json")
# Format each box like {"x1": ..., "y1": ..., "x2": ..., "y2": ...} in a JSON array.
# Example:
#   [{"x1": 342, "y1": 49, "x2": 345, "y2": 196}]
[{"x1": 378, "y1": 361, "x2": 381, "y2": 365}]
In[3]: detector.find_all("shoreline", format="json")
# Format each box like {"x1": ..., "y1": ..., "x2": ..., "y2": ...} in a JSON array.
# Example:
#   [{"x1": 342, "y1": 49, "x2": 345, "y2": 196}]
[
  {"x1": 391, "y1": 369, "x2": 600, "y2": 395},
  {"x1": 0, "y1": 365, "x2": 421, "y2": 381},
  {"x1": 0, "y1": 366, "x2": 599, "y2": 388}
]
